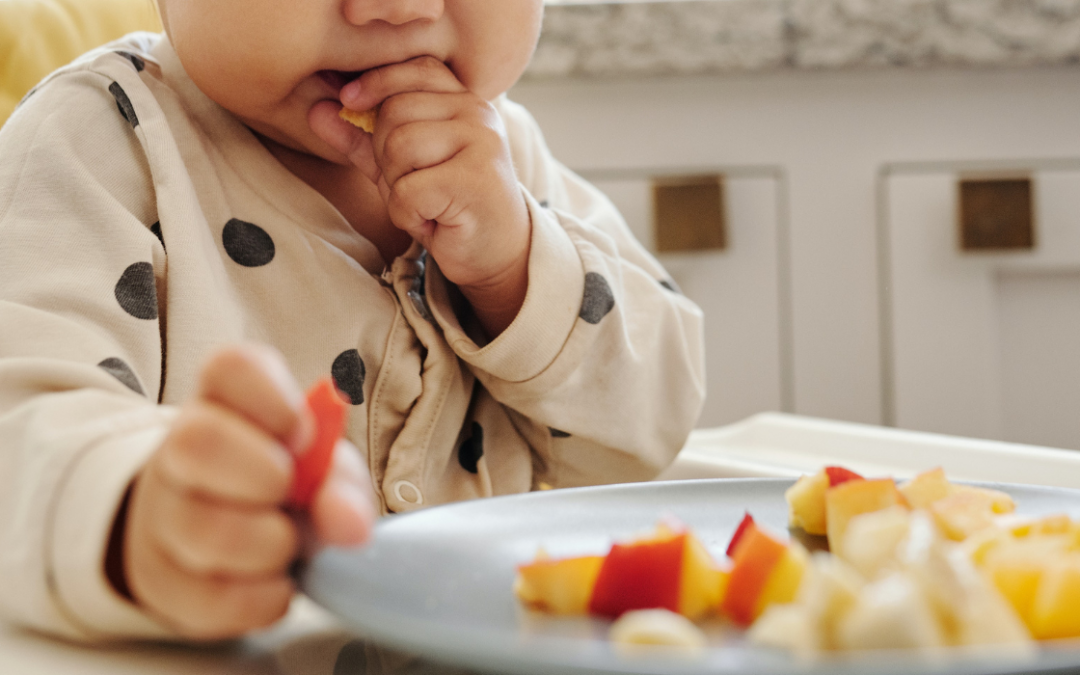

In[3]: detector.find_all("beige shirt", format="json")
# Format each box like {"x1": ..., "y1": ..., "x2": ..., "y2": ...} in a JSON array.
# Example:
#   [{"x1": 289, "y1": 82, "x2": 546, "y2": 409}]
[{"x1": 0, "y1": 34, "x2": 705, "y2": 641}]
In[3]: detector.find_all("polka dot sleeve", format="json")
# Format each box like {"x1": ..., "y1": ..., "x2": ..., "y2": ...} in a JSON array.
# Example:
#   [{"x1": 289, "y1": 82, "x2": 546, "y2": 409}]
[{"x1": 0, "y1": 58, "x2": 175, "y2": 640}]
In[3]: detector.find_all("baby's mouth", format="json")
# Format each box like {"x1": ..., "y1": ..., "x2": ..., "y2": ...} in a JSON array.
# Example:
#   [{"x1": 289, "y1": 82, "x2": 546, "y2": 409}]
[{"x1": 316, "y1": 70, "x2": 364, "y2": 93}]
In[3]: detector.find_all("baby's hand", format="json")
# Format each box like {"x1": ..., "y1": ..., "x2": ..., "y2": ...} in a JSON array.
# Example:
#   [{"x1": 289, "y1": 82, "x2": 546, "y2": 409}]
[
  {"x1": 311, "y1": 57, "x2": 532, "y2": 336},
  {"x1": 121, "y1": 345, "x2": 375, "y2": 639}
]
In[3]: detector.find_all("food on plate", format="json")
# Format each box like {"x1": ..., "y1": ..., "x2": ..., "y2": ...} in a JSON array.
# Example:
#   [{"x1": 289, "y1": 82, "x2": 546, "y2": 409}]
[
  {"x1": 338, "y1": 106, "x2": 378, "y2": 133},
  {"x1": 514, "y1": 464, "x2": 1080, "y2": 659},
  {"x1": 721, "y1": 518, "x2": 807, "y2": 626},
  {"x1": 608, "y1": 609, "x2": 707, "y2": 653},
  {"x1": 514, "y1": 552, "x2": 604, "y2": 615}
]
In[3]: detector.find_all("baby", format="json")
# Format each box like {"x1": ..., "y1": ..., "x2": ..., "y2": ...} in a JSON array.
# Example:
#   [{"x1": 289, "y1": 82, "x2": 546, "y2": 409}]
[{"x1": 0, "y1": 0, "x2": 705, "y2": 642}]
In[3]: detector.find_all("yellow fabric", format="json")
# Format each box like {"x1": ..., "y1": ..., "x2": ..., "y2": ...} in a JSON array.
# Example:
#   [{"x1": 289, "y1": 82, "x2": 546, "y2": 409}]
[{"x1": 0, "y1": 0, "x2": 161, "y2": 126}]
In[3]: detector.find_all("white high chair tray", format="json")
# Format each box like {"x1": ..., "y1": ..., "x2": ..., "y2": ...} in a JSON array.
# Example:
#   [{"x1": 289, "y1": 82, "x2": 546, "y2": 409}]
[{"x1": 302, "y1": 477, "x2": 1080, "y2": 675}]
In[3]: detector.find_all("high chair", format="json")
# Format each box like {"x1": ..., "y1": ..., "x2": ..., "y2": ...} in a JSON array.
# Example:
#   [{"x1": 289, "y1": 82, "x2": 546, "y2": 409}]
[{"x1": 0, "y1": 0, "x2": 161, "y2": 126}]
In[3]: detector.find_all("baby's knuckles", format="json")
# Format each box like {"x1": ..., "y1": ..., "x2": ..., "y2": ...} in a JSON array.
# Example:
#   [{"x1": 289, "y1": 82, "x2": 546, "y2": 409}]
[{"x1": 164, "y1": 497, "x2": 298, "y2": 576}]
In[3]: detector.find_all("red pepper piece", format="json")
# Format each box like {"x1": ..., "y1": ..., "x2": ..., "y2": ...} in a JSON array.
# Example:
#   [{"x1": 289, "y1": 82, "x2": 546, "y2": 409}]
[
  {"x1": 726, "y1": 512, "x2": 756, "y2": 558},
  {"x1": 588, "y1": 532, "x2": 685, "y2": 618},
  {"x1": 288, "y1": 377, "x2": 348, "y2": 509},
  {"x1": 825, "y1": 465, "x2": 864, "y2": 487}
]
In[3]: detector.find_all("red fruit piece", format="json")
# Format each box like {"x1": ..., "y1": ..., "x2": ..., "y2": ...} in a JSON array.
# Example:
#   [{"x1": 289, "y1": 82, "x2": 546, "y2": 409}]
[
  {"x1": 588, "y1": 531, "x2": 685, "y2": 618},
  {"x1": 726, "y1": 512, "x2": 756, "y2": 558},
  {"x1": 288, "y1": 377, "x2": 348, "y2": 509},
  {"x1": 720, "y1": 523, "x2": 788, "y2": 626},
  {"x1": 825, "y1": 465, "x2": 864, "y2": 487}
]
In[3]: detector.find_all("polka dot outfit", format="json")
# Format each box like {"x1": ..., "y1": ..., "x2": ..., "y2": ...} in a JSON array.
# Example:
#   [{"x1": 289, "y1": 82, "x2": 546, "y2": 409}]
[{"x1": 0, "y1": 34, "x2": 705, "y2": 641}]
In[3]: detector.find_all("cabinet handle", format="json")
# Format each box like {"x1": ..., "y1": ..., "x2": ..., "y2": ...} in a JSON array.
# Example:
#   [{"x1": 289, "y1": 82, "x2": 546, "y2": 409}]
[
  {"x1": 958, "y1": 177, "x2": 1034, "y2": 251},
  {"x1": 653, "y1": 174, "x2": 726, "y2": 253}
]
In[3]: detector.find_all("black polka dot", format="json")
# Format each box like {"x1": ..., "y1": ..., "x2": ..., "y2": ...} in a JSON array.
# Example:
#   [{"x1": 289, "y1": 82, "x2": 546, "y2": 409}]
[
  {"x1": 333, "y1": 640, "x2": 367, "y2": 675},
  {"x1": 459, "y1": 422, "x2": 484, "y2": 474},
  {"x1": 539, "y1": 200, "x2": 549, "y2": 208},
  {"x1": 149, "y1": 221, "x2": 165, "y2": 251},
  {"x1": 98, "y1": 357, "x2": 145, "y2": 396},
  {"x1": 579, "y1": 272, "x2": 615, "y2": 324},
  {"x1": 222, "y1": 218, "x2": 275, "y2": 267},
  {"x1": 659, "y1": 279, "x2": 680, "y2": 293},
  {"x1": 109, "y1": 82, "x2": 138, "y2": 128},
  {"x1": 114, "y1": 51, "x2": 145, "y2": 72},
  {"x1": 549, "y1": 427, "x2": 571, "y2": 438},
  {"x1": 331, "y1": 349, "x2": 366, "y2": 405},
  {"x1": 114, "y1": 262, "x2": 157, "y2": 320}
]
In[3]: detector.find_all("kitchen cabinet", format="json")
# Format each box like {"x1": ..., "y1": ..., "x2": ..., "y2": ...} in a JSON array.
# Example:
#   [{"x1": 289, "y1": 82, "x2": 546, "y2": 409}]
[
  {"x1": 884, "y1": 162, "x2": 1080, "y2": 449},
  {"x1": 510, "y1": 64, "x2": 1080, "y2": 446},
  {"x1": 587, "y1": 169, "x2": 789, "y2": 428}
]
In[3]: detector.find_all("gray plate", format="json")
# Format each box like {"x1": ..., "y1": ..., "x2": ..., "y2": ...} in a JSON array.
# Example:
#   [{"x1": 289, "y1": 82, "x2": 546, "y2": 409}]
[{"x1": 302, "y1": 478, "x2": 1080, "y2": 675}]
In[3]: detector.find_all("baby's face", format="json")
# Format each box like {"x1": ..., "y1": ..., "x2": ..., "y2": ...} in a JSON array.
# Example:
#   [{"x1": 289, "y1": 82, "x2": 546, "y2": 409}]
[{"x1": 159, "y1": 0, "x2": 543, "y2": 159}]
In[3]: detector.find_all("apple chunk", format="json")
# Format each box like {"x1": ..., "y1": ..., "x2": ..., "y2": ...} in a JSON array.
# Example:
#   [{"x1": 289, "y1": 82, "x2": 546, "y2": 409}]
[{"x1": 826, "y1": 478, "x2": 907, "y2": 558}]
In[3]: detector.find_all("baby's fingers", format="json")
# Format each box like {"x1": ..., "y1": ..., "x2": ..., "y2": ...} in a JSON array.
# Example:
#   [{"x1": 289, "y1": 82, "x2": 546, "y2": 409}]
[
  {"x1": 308, "y1": 100, "x2": 382, "y2": 185},
  {"x1": 158, "y1": 401, "x2": 293, "y2": 505},
  {"x1": 310, "y1": 440, "x2": 377, "y2": 547},
  {"x1": 151, "y1": 489, "x2": 298, "y2": 576},
  {"x1": 134, "y1": 538, "x2": 293, "y2": 640},
  {"x1": 198, "y1": 344, "x2": 312, "y2": 451},
  {"x1": 342, "y1": 55, "x2": 465, "y2": 113}
]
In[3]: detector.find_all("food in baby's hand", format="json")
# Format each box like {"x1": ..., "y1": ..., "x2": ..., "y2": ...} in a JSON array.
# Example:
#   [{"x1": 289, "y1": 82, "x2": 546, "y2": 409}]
[
  {"x1": 288, "y1": 377, "x2": 348, "y2": 509},
  {"x1": 338, "y1": 107, "x2": 378, "y2": 133}
]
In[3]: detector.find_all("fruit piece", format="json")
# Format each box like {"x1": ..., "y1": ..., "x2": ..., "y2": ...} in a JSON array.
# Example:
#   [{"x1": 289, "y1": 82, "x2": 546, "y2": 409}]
[
  {"x1": 679, "y1": 532, "x2": 728, "y2": 620},
  {"x1": 721, "y1": 523, "x2": 789, "y2": 626},
  {"x1": 726, "y1": 512, "x2": 755, "y2": 557},
  {"x1": 1030, "y1": 555, "x2": 1080, "y2": 639},
  {"x1": 930, "y1": 489, "x2": 1009, "y2": 541},
  {"x1": 609, "y1": 609, "x2": 707, "y2": 652},
  {"x1": 797, "y1": 553, "x2": 865, "y2": 649},
  {"x1": 589, "y1": 529, "x2": 684, "y2": 618},
  {"x1": 747, "y1": 604, "x2": 820, "y2": 655},
  {"x1": 835, "y1": 572, "x2": 946, "y2": 650},
  {"x1": 515, "y1": 553, "x2": 605, "y2": 615},
  {"x1": 338, "y1": 106, "x2": 378, "y2": 133},
  {"x1": 825, "y1": 466, "x2": 864, "y2": 487},
  {"x1": 898, "y1": 467, "x2": 952, "y2": 509},
  {"x1": 288, "y1": 377, "x2": 348, "y2": 509},
  {"x1": 753, "y1": 543, "x2": 809, "y2": 617},
  {"x1": 982, "y1": 534, "x2": 1073, "y2": 629},
  {"x1": 825, "y1": 478, "x2": 907, "y2": 557},
  {"x1": 840, "y1": 505, "x2": 911, "y2": 579},
  {"x1": 949, "y1": 484, "x2": 1015, "y2": 514},
  {"x1": 785, "y1": 471, "x2": 830, "y2": 536}
]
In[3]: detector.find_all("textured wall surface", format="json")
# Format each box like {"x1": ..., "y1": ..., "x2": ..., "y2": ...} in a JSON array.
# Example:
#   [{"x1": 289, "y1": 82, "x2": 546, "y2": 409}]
[{"x1": 528, "y1": 0, "x2": 1080, "y2": 78}]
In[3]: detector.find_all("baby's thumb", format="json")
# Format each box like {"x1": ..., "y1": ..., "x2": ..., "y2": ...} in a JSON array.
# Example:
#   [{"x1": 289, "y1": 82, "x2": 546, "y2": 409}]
[
  {"x1": 308, "y1": 101, "x2": 381, "y2": 185},
  {"x1": 309, "y1": 441, "x2": 377, "y2": 548}
]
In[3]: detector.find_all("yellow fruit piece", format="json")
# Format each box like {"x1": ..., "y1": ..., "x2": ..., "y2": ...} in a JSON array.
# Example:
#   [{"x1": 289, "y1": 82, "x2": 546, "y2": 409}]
[
  {"x1": 338, "y1": 106, "x2": 378, "y2": 133},
  {"x1": 930, "y1": 490, "x2": 1005, "y2": 541},
  {"x1": 949, "y1": 485, "x2": 1016, "y2": 514},
  {"x1": 1031, "y1": 555, "x2": 1080, "y2": 639},
  {"x1": 983, "y1": 535, "x2": 1074, "y2": 630},
  {"x1": 514, "y1": 554, "x2": 604, "y2": 615},
  {"x1": 898, "y1": 467, "x2": 951, "y2": 509},
  {"x1": 678, "y1": 532, "x2": 727, "y2": 620},
  {"x1": 826, "y1": 478, "x2": 907, "y2": 557},
  {"x1": 753, "y1": 544, "x2": 809, "y2": 619},
  {"x1": 785, "y1": 470, "x2": 830, "y2": 535}
]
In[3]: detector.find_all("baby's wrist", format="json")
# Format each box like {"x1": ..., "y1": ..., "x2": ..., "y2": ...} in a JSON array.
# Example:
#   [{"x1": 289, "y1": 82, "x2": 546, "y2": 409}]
[{"x1": 459, "y1": 255, "x2": 529, "y2": 339}]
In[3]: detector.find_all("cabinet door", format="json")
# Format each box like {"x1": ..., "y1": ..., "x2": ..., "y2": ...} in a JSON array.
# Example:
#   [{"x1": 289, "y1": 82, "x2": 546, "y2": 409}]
[
  {"x1": 883, "y1": 164, "x2": 1080, "y2": 449},
  {"x1": 588, "y1": 170, "x2": 790, "y2": 428}
]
